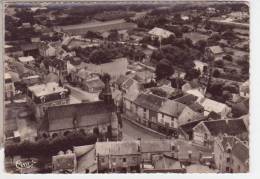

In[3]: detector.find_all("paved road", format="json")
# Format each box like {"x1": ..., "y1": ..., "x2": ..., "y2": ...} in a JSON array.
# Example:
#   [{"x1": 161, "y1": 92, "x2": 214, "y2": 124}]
[{"x1": 122, "y1": 119, "x2": 165, "y2": 140}]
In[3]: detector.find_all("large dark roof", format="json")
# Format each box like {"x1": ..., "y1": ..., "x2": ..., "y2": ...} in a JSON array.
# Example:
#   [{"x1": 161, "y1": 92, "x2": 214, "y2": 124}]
[
  {"x1": 221, "y1": 136, "x2": 249, "y2": 163},
  {"x1": 47, "y1": 101, "x2": 115, "y2": 131},
  {"x1": 176, "y1": 94, "x2": 198, "y2": 106},
  {"x1": 203, "y1": 119, "x2": 247, "y2": 136},
  {"x1": 134, "y1": 93, "x2": 166, "y2": 111},
  {"x1": 180, "y1": 118, "x2": 207, "y2": 134}
]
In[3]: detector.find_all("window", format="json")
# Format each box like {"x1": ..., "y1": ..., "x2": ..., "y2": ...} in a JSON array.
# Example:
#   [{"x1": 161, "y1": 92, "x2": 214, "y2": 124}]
[
  {"x1": 227, "y1": 148, "x2": 231, "y2": 153},
  {"x1": 237, "y1": 165, "x2": 240, "y2": 172},
  {"x1": 226, "y1": 167, "x2": 230, "y2": 172},
  {"x1": 100, "y1": 158, "x2": 105, "y2": 163},
  {"x1": 123, "y1": 158, "x2": 126, "y2": 162},
  {"x1": 227, "y1": 157, "x2": 231, "y2": 163}
]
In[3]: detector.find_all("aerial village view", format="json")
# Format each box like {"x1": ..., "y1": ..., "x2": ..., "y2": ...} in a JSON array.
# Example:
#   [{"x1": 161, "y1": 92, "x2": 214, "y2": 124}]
[{"x1": 4, "y1": 1, "x2": 249, "y2": 174}]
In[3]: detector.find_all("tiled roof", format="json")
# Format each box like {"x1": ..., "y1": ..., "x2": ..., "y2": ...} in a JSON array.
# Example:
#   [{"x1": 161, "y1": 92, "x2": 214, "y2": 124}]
[
  {"x1": 140, "y1": 139, "x2": 173, "y2": 153},
  {"x1": 201, "y1": 98, "x2": 229, "y2": 114},
  {"x1": 122, "y1": 78, "x2": 134, "y2": 90},
  {"x1": 52, "y1": 153, "x2": 76, "y2": 172},
  {"x1": 84, "y1": 78, "x2": 105, "y2": 89},
  {"x1": 47, "y1": 101, "x2": 115, "y2": 131},
  {"x1": 20, "y1": 43, "x2": 39, "y2": 51},
  {"x1": 202, "y1": 119, "x2": 247, "y2": 136},
  {"x1": 115, "y1": 75, "x2": 129, "y2": 85},
  {"x1": 159, "y1": 100, "x2": 185, "y2": 117},
  {"x1": 134, "y1": 93, "x2": 166, "y2": 112},
  {"x1": 148, "y1": 27, "x2": 174, "y2": 39},
  {"x1": 96, "y1": 141, "x2": 140, "y2": 156},
  {"x1": 221, "y1": 136, "x2": 249, "y2": 163},
  {"x1": 176, "y1": 94, "x2": 198, "y2": 106},
  {"x1": 208, "y1": 46, "x2": 223, "y2": 54}
]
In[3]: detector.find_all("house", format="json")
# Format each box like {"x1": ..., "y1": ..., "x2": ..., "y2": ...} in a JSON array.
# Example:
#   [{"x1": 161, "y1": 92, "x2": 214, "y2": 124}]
[
  {"x1": 133, "y1": 70, "x2": 155, "y2": 84},
  {"x1": 30, "y1": 37, "x2": 41, "y2": 43},
  {"x1": 192, "y1": 119, "x2": 248, "y2": 149},
  {"x1": 22, "y1": 22, "x2": 31, "y2": 28},
  {"x1": 214, "y1": 136, "x2": 249, "y2": 173},
  {"x1": 157, "y1": 100, "x2": 186, "y2": 135},
  {"x1": 194, "y1": 60, "x2": 208, "y2": 73},
  {"x1": 82, "y1": 78, "x2": 105, "y2": 93},
  {"x1": 186, "y1": 88, "x2": 205, "y2": 101},
  {"x1": 115, "y1": 75, "x2": 139, "y2": 93},
  {"x1": 134, "y1": 93, "x2": 166, "y2": 127},
  {"x1": 52, "y1": 150, "x2": 77, "y2": 173},
  {"x1": 18, "y1": 56, "x2": 35, "y2": 67},
  {"x1": 239, "y1": 80, "x2": 249, "y2": 98},
  {"x1": 178, "y1": 104, "x2": 204, "y2": 126},
  {"x1": 39, "y1": 43, "x2": 56, "y2": 57},
  {"x1": 46, "y1": 80, "x2": 119, "y2": 139},
  {"x1": 20, "y1": 43, "x2": 39, "y2": 57},
  {"x1": 27, "y1": 82, "x2": 70, "y2": 119},
  {"x1": 140, "y1": 139, "x2": 176, "y2": 163},
  {"x1": 48, "y1": 58, "x2": 67, "y2": 80},
  {"x1": 176, "y1": 94, "x2": 198, "y2": 106},
  {"x1": 148, "y1": 27, "x2": 175, "y2": 41},
  {"x1": 46, "y1": 100, "x2": 118, "y2": 138},
  {"x1": 73, "y1": 145, "x2": 97, "y2": 173},
  {"x1": 96, "y1": 141, "x2": 141, "y2": 173},
  {"x1": 5, "y1": 46, "x2": 24, "y2": 58},
  {"x1": 205, "y1": 46, "x2": 224, "y2": 61},
  {"x1": 200, "y1": 98, "x2": 231, "y2": 118},
  {"x1": 22, "y1": 75, "x2": 40, "y2": 86},
  {"x1": 4, "y1": 73, "x2": 15, "y2": 100},
  {"x1": 179, "y1": 118, "x2": 206, "y2": 140}
]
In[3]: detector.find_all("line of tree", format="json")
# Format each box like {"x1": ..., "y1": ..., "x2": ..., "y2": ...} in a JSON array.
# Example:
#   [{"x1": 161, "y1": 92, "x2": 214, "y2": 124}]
[{"x1": 5, "y1": 131, "x2": 97, "y2": 158}]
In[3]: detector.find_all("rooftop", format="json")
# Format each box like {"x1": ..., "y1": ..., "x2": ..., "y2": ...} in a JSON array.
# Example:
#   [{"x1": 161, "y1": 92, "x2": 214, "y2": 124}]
[
  {"x1": 148, "y1": 27, "x2": 174, "y2": 39},
  {"x1": 198, "y1": 118, "x2": 247, "y2": 136},
  {"x1": 28, "y1": 82, "x2": 68, "y2": 97},
  {"x1": 207, "y1": 46, "x2": 223, "y2": 54},
  {"x1": 200, "y1": 98, "x2": 229, "y2": 114},
  {"x1": 96, "y1": 141, "x2": 140, "y2": 156},
  {"x1": 47, "y1": 101, "x2": 115, "y2": 132},
  {"x1": 134, "y1": 93, "x2": 166, "y2": 112},
  {"x1": 18, "y1": 56, "x2": 35, "y2": 63}
]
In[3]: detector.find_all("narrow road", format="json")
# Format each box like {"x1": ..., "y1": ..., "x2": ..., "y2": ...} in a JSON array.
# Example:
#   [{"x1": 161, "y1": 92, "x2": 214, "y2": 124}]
[{"x1": 122, "y1": 119, "x2": 165, "y2": 140}]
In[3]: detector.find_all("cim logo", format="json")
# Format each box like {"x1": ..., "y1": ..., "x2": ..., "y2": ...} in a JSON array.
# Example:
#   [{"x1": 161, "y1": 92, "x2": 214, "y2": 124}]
[{"x1": 15, "y1": 159, "x2": 37, "y2": 169}]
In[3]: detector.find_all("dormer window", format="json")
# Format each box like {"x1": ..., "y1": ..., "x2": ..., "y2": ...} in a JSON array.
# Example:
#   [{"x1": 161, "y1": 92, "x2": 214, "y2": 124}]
[
  {"x1": 227, "y1": 148, "x2": 231, "y2": 153},
  {"x1": 40, "y1": 96, "x2": 46, "y2": 103},
  {"x1": 60, "y1": 92, "x2": 65, "y2": 99}
]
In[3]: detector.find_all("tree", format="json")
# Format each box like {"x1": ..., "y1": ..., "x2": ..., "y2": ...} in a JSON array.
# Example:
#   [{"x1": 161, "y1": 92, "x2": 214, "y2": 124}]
[
  {"x1": 89, "y1": 49, "x2": 110, "y2": 64},
  {"x1": 151, "y1": 88, "x2": 167, "y2": 97},
  {"x1": 195, "y1": 39, "x2": 207, "y2": 53},
  {"x1": 155, "y1": 59, "x2": 174, "y2": 80},
  {"x1": 185, "y1": 68, "x2": 201, "y2": 81},
  {"x1": 214, "y1": 60, "x2": 224, "y2": 68},
  {"x1": 213, "y1": 69, "x2": 221, "y2": 78},
  {"x1": 84, "y1": 31, "x2": 102, "y2": 40},
  {"x1": 161, "y1": 34, "x2": 175, "y2": 45},
  {"x1": 108, "y1": 30, "x2": 119, "y2": 41},
  {"x1": 151, "y1": 50, "x2": 164, "y2": 62},
  {"x1": 223, "y1": 55, "x2": 233, "y2": 62}
]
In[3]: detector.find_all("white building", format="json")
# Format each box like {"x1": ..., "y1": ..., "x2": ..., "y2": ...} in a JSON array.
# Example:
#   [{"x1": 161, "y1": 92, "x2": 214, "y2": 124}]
[
  {"x1": 18, "y1": 56, "x2": 35, "y2": 66},
  {"x1": 148, "y1": 27, "x2": 175, "y2": 41},
  {"x1": 4, "y1": 73, "x2": 15, "y2": 100}
]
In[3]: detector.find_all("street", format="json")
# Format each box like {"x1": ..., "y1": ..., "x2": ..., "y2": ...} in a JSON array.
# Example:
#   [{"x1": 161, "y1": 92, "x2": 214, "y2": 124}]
[
  {"x1": 121, "y1": 118, "x2": 212, "y2": 159},
  {"x1": 122, "y1": 118, "x2": 166, "y2": 140}
]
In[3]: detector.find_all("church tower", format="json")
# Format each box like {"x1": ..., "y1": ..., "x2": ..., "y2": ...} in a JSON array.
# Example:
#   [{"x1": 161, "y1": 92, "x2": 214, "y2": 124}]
[{"x1": 99, "y1": 73, "x2": 114, "y2": 106}]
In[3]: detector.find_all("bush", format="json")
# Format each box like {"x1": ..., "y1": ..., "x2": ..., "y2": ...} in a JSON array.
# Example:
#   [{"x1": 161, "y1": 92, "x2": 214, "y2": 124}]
[{"x1": 5, "y1": 132, "x2": 98, "y2": 157}]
